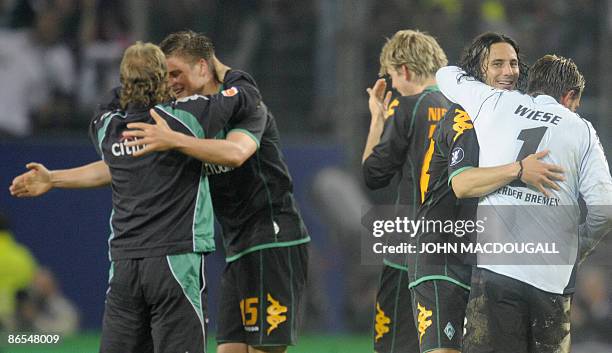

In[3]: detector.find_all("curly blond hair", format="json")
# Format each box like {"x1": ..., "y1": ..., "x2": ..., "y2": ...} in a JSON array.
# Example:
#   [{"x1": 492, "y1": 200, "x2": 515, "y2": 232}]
[
  {"x1": 119, "y1": 42, "x2": 174, "y2": 109},
  {"x1": 379, "y1": 30, "x2": 447, "y2": 84}
]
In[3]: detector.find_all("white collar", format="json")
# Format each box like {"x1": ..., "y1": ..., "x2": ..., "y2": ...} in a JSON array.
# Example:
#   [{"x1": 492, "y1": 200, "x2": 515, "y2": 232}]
[{"x1": 533, "y1": 95, "x2": 558, "y2": 105}]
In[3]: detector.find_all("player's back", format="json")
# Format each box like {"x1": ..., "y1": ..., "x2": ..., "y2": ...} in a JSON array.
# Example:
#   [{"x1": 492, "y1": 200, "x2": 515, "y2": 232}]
[
  {"x1": 472, "y1": 91, "x2": 602, "y2": 294},
  {"x1": 363, "y1": 86, "x2": 452, "y2": 209},
  {"x1": 363, "y1": 87, "x2": 452, "y2": 270},
  {"x1": 475, "y1": 92, "x2": 589, "y2": 208},
  {"x1": 437, "y1": 65, "x2": 612, "y2": 294},
  {"x1": 91, "y1": 99, "x2": 219, "y2": 261},
  {"x1": 437, "y1": 66, "x2": 593, "y2": 208},
  {"x1": 90, "y1": 77, "x2": 260, "y2": 261}
]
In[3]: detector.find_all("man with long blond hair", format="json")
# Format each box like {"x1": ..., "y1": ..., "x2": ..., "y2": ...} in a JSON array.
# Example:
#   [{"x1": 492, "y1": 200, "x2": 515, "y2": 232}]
[
  {"x1": 101, "y1": 42, "x2": 263, "y2": 353},
  {"x1": 117, "y1": 43, "x2": 175, "y2": 109},
  {"x1": 99, "y1": 41, "x2": 263, "y2": 353}
]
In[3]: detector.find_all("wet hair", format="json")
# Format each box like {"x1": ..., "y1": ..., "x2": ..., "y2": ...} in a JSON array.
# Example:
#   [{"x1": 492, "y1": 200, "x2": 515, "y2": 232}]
[
  {"x1": 159, "y1": 30, "x2": 215, "y2": 64},
  {"x1": 459, "y1": 32, "x2": 528, "y2": 91},
  {"x1": 527, "y1": 55, "x2": 585, "y2": 99},
  {"x1": 119, "y1": 42, "x2": 174, "y2": 109},
  {"x1": 379, "y1": 29, "x2": 448, "y2": 84}
]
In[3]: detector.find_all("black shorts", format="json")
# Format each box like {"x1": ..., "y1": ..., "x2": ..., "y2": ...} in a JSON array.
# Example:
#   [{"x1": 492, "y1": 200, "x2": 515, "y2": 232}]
[
  {"x1": 464, "y1": 268, "x2": 571, "y2": 353},
  {"x1": 373, "y1": 264, "x2": 419, "y2": 353},
  {"x1": 409, "y1": 279, "x2": 469, "y2": 352},
  {"x1": 100, "y1": 253, "x2": 207, "y2": 353},
  {"x1": 216, "y1": 244, "x2": 308, "y2": 347}
]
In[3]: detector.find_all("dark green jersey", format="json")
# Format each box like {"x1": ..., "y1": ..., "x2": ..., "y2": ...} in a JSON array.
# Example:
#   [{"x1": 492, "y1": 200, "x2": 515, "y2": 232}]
[
  {"x1": 408, "y1": 103, "x2": 480, "y2": 288},
  {"x1": 419, "y1": 104, "x2": 479, "y2": 219},
  {"x1": 90, "y1": 76, "x2": 261, "y2": 261},
  {"x1": 207, "y1": 73, "x2": 310, "y2": 261},
  {"x1": 363, "y1": 86, "x2": 452, "y2": 208},
  {"x1": 362, "y1": 86, "x2": 452, "y2": 269}
]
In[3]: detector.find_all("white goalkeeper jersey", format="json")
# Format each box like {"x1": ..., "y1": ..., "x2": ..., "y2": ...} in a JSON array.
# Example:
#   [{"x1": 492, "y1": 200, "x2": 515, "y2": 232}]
[{"x1": 437, "y1": 66, "x2": 612, "y2": 294}]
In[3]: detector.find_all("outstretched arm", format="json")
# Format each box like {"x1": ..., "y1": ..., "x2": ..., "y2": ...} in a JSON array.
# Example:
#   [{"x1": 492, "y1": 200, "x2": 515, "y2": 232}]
[
  {"x1": 9, "y1": 160, "x2": 111, "y2": 197},
  {"x1": 451, "y1": 150, "x2": 565, "y2": 198},
  {"x1": 123, "y1": 109, "x2": 257, "y2": 168}
]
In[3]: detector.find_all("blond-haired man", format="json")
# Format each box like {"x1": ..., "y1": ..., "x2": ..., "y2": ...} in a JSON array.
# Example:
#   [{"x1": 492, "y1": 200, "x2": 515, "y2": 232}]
[{"x1": 362, "y1": 29, "x2": 451, "y2": 353}]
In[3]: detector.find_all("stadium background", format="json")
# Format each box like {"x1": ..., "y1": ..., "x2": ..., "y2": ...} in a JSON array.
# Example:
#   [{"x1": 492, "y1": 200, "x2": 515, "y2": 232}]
[{"x1": 0, "y1": 0, "x2": 611, "y2": 351}]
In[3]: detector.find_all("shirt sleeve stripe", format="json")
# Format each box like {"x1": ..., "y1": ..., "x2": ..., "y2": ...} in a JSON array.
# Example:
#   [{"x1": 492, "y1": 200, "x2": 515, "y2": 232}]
[
  {"x1": 228, "y1": 128, "x2": 261, "y2": 148},
  {"x1": 448, "y1": 166, "x2": 474, "y2": 186}
]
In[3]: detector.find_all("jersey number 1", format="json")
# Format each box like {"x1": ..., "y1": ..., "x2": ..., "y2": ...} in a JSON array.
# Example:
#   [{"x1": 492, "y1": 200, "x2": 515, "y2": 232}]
[{"x1": 510, "y1": 126, "x2": 548, "y2": 187}]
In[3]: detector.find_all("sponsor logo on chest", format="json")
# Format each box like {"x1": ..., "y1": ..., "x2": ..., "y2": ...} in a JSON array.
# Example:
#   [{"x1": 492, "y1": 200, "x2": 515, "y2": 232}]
[{"x1": 203, "y1": 163, "x2": 235, "y2": 175}]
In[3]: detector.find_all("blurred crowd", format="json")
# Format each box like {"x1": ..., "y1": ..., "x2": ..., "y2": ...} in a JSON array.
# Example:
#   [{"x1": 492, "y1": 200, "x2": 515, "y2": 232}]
[
  {"x1": 0, "y1": 214, "x2": 79, "y2": 335},
  {"x1": 0, "y1": 0, "x2": 315, "y2": 137},
  {"x1": 0, "y1": 0, "x2": 607, "y2": 139},
  {"x1": 0, "y1": 0, "x2": 129, "y2": 137},
  {"x1": 571, "y1": 247, "x2": 612, "y2": 349}
]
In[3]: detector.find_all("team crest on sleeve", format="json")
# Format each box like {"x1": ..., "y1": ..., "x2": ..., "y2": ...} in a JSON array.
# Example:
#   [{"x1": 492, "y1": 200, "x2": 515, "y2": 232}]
[
  {"x1": 450, "y1": 147, "x2": 464, "y2": 166},
  {"x1": 221, "y1": 87, "x2": 239, "y2": 97}
]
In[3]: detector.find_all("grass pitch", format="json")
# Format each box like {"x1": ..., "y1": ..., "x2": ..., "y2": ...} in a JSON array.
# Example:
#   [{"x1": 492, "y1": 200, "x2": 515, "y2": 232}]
[{"x1": 1, "y1": 332, "x2": 371, "y2": 353}]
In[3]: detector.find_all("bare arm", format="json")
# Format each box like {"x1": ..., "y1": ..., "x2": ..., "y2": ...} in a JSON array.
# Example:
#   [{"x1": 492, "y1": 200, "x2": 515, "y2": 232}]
[
  {"x1": 451, "y1": 163, "x2": 520, "y2": 199},
  {"x1": 123, "y1": 109, "x2": 257, "y2": 167},
  {"x1": 172, "y1": 130, "x2": 256, "y2": 167},
  {"x1": 451, "y1": 150, "x2": 565, "y2": 198},
  {"x1": 362, "y1": 79, "x2": 392, "y2": 163},
  {"x1": 10, "y1": 160, "x2": 111, "y2": 197}
]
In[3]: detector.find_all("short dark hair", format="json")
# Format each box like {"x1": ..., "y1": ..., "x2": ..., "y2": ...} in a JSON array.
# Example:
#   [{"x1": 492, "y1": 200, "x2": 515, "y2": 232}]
[
  {"x1": 159, "y1": 30, "x2": 215, "y2": 63},
  {"x1": 459, "y1": 32, "x2": 528, "y2": 91},
  {"x1": 527, "y1": 55, "x2": 585, "y2": 99}
]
